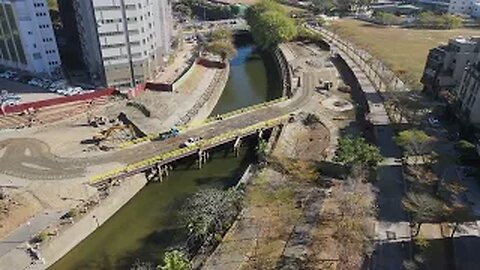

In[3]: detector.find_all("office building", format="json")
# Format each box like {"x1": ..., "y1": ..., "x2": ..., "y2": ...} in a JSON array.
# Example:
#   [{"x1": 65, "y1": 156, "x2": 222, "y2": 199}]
[{"x1": 0, "y1": 0, "x2": 62, "y2": 76}]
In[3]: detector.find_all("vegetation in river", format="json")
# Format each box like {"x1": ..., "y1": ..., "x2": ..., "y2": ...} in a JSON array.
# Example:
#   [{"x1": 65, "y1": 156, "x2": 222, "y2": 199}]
[{"x1": 183, "y1": 188, "x2": 244, "y2": 257}]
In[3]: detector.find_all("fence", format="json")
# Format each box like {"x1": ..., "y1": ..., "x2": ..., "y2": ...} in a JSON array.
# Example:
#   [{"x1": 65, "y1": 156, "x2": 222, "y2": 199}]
[
  {"x1": 90, "y1": 115, "x2": 289, "y2": 184},
  {"x1": 2, "y1": 87, "x2": 116, "y2": 115},
  {"x1": 316, "y1": 27, "x2": 408, "y2": 93}
]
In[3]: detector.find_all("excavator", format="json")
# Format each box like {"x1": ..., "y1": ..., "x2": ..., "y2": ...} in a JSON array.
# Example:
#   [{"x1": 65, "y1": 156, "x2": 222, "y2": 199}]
[{"x1": 92, "y1": 124, "x2": 136, "y2": 143}]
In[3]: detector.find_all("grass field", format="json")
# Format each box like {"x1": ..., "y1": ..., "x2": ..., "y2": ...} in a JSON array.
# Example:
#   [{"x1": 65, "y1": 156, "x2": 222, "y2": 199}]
[{"x1": 328, "y1": 19, "x2": 480, "y2": 84}]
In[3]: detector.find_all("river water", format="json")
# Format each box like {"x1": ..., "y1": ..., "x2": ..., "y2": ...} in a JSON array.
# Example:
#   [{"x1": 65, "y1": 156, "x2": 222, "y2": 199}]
[{"x1": 50, "y1": 36, "x2": 281, "y2": 270}]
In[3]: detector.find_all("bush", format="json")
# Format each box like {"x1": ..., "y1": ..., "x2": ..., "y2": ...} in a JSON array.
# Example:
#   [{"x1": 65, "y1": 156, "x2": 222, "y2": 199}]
[
  {"x1": 33, "y1": 231, "x2": 49, "y2": 243},
  {"x1": 374, "y1": 11, "x2": 401, "y2": 25},
  {"x1": 303, "y1": 113, "x2": 320, "y2": 126},
  {"x1": 455, "y1": 139, "x2": 479, "y2": 163},
  {"x1": 66, "y1": 208, "x2": 79, "y2": 218}
]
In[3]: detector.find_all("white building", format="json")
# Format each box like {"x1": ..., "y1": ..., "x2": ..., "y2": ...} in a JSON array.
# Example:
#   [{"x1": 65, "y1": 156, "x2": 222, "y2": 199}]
[
  {"x1": 422, "y1": 36, "x2": 480, "y2": 95},
  {"x1": 448, "y1": 0, "x2": 480, "y2": 17},
  {"x1": 72, "y1": 0, "x2": 173, "y2": 88},
  {"x1": 0, "y1": 0, "x2": 61, "y2": 76},
  {"x1": 457, "y1": 60, "x2": 480, "y2": 127}
]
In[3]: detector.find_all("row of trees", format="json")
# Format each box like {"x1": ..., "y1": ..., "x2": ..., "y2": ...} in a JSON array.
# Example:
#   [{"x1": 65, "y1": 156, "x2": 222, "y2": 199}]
[
  {"x1": 415, "y1": 11, "x2": 462, "y2": 29},
  {"x1": 246, "y1": 0, "x2": 297, "y2": 49},
  {"x1": 176, "y1": 0, "x2": 240, "y2": 20}
]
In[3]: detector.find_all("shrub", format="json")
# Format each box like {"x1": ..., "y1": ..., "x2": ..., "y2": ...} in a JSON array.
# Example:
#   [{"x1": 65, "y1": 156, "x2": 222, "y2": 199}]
[{"x1": 33, "y1": 231, "x2": 49, "y2": 243}]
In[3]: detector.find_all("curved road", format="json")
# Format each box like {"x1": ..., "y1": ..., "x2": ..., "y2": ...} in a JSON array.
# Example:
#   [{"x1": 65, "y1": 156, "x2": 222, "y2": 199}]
[{"x1": 0, "y1": 47, "x2": 320, "y2": 181}]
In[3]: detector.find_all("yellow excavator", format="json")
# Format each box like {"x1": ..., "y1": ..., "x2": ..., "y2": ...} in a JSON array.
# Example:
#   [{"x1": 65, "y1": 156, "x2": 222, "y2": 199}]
[{"x1": 93, "y1": 124, "x2": 136, "y2": 143}]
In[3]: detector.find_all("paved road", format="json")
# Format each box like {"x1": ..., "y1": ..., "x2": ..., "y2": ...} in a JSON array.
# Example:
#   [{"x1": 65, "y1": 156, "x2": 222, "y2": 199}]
[{"x1": 0, "y1": 210, "x2": 63, "y2": 257}]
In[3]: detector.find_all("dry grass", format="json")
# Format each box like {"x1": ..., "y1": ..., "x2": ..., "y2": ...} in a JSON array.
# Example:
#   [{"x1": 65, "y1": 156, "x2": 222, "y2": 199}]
[
  {"x1": 328, "y1": 19, "x2": 480, "y2": 84},
  {"x1": 0, "y1": 192, "x2": 42, "y2": 239}
]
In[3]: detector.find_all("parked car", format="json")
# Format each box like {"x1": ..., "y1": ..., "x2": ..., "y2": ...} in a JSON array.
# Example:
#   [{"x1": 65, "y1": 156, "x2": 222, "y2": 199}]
[
  {"x1": 0, "y1": 71, "x2": 16, "y2": 79},
  {"x1": 428, "y1": 117, "x2": 440, "y2": 128},
  {"x1": 28, "y1": 78, "x2": 43, "y2": 87}
]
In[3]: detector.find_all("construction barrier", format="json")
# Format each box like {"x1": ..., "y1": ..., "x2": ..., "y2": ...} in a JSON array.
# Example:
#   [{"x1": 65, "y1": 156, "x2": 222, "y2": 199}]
[
  {"x1": 203, "y1": 97, "x2": 288, "y2": 125},
  {"x1": 89, "y1": 114, "x2": 289, "y2": 185},
  {"x1": 2, "y1": 87, "x2": 116, "y2": 115}
]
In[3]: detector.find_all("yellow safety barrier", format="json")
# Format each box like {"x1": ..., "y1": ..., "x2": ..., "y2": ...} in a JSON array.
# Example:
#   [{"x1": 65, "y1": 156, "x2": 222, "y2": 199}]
[
  {"x1": 89, "y1": 114, "x2": 289, "y2": 185},
  {"x1": 117, "y1": 97, "x2": 288, "y2": 149}
]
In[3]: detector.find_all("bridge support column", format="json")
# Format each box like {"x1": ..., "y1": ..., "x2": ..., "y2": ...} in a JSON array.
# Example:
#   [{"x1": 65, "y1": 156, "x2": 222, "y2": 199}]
[
  {"x1": 198, "y1": 150, "x2": 208, "y2": 169},
  {"x1": 234, "y1": 137, "x2": 242, "y2": 157}
]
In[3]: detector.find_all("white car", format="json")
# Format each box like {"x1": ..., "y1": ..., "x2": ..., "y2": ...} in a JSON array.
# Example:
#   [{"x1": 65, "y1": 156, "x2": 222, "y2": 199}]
[{"x1": 181, "y1": 137, "x2": 202, "y2": 148}]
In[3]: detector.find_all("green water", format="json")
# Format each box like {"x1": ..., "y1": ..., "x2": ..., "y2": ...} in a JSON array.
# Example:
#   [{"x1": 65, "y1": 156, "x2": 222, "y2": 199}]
[{"x1": 50, "y1": 37, "x2": 281, "y2": 270}]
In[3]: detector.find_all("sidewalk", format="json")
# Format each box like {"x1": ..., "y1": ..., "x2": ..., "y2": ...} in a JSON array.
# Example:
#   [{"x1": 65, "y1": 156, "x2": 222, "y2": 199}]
[{"x1": 0, "y1": 210, "x2": 63, "y2": 258}]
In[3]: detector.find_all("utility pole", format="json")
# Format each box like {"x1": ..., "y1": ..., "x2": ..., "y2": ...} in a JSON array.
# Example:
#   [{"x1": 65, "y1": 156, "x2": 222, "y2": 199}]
[{"x1": 119, "y1": 0, "x2": 136, "y2": 88}]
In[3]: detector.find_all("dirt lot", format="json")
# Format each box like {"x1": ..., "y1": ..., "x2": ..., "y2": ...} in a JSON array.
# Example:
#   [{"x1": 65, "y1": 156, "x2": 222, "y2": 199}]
[
  {"x1": 0, "y1": 191, "x2": 42, "y2": 239},
  {"x1": 328, "y1": 19, "x2": 480, "y2": 84}
]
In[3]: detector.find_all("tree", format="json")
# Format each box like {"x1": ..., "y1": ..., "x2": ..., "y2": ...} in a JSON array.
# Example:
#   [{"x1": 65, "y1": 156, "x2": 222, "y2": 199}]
[
  {"x1": 205, "y1": 40, "x2": 236, "y2": 62},
  {"x1": 374, "y1": 11, "x2": 400, "y2": 25},
  {"x1": 395, "y1": 129, "x2": 432, "y2": 161},
  {"x1": 311, "y1": 0, "x2": 335, "y2": 13},
  {"x1": 455, "y1": 140, "x2": 479, "y2": 163},
  {"x1": 334, "y1": 136, "x2": 383, "y2": 168},
  {"x1": 246, "y1": 0, "x2": 297, "y2": 49},
  {"x1": 174, "y1": 3, "x2": 192, "y2": 18},
  {"x1": 159, "y1": 250, "x2": 191, "y2": 270},
  {"x1": 205, "y1": 27, "x2": 236, "y2": 63},
  {"x1": 210, "y1": 27, "x2": 233, "y2": 42},
  {"x1": 402, "y1": 192, "x2": 444, "y2": 236}
]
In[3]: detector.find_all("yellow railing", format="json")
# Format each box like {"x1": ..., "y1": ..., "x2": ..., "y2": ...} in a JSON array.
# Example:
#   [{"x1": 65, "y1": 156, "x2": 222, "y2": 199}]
[
  {"x1": 118, "y1": 97, "x2": 288, "y2": 149},
  {"x1": 204, "y1": 97, "x2": 288, "y2": 124},
  {"x1": 89, "y1": 115, "x2": 289, "y2": 185}
]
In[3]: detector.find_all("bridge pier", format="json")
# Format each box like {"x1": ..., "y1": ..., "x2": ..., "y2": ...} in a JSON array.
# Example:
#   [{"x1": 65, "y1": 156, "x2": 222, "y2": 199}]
[
  {"x1": 233, "y1": 137, "x2": 242, "y2": 157},
  {"x1": 198, "y1": 150, "x2": 209, "y2": 169},
  {"x1": 146, "y1": 164, "x2": 170, "y2": 182}
]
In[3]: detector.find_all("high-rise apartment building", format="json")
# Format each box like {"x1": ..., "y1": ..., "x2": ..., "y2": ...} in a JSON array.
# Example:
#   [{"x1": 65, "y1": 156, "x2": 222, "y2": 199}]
[
  {"x1": 0, "y1": 0, "x2": 62, "y2": 76},
  {"x1": 71, "y1": 0, "x2": 173, "y2": 88}
]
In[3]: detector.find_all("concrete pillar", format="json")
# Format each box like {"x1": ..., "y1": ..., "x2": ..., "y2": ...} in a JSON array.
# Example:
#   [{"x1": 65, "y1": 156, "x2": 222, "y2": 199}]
[{"x1": 234, "y1": 137, "x2": 242, "y2": 157}]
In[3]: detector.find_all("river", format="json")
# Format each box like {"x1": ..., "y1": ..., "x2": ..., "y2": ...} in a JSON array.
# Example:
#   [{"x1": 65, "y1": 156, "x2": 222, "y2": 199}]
[{"x1": 49, "y1": 36, "x2": 281, "y2": 270}]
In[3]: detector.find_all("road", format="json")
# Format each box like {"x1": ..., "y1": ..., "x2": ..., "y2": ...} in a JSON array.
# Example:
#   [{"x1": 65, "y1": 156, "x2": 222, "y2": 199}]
[{"x1": 0, "y1": 210, "x2": 63, "y2": 257}]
